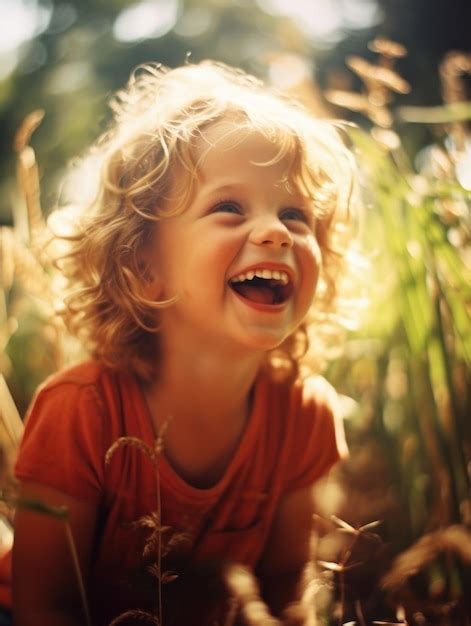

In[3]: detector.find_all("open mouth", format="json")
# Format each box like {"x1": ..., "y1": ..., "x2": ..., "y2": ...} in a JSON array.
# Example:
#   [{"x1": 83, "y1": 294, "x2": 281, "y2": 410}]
[{"x1": 228, "y1": 269, "x2": 293, "y2": 306}]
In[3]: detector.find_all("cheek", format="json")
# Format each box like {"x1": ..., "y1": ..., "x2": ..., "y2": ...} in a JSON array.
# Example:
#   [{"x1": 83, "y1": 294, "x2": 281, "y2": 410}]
[
  {"x1": 192, "y1": 235, "x2": 239, "y2": 274},
  {"x1": 178, "y1": 241, "x2": 233, "y2": 300},
  {"x1": 301, "y1": 237, "x2": 322, "y2": 290},
  {"x1": 292, "y1": 239, "x2": 322, "y2": 323}
]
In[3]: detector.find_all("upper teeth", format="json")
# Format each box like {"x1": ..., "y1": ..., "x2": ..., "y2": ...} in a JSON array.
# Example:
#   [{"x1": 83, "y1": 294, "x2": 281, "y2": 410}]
[{"x1": 229, "y1": 269, "x2": 289, "y2": 285}]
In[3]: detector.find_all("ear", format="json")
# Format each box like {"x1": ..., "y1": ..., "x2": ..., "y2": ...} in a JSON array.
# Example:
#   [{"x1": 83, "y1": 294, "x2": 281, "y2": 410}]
[
  {"x1": 141, "y1": 265, "x2": 163, "y2": 301},
  {"x1": 137, "y1": 248, "x2": 162, "y2": 301},
  {"x1": 138, "y1": 227, "x2": 166, "y2": 301}
]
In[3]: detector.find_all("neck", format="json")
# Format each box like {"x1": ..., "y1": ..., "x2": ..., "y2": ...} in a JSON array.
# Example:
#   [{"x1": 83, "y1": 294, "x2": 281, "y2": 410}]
[
  {"x1": 142, "y1": 332, "x2": 269, "y2": 488},
  {"x1": 145, "y1": 334, "x2": 265, "y2": 427}
]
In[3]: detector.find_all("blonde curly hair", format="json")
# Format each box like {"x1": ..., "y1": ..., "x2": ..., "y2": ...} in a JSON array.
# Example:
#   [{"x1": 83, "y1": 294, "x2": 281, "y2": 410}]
[{"x1": 57, "y1": 60, "x2": 361, "y2": 380}]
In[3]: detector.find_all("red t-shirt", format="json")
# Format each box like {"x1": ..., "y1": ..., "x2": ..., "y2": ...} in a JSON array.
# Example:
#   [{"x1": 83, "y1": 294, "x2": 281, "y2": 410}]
[{"x1": 7, "y1": 361, "x2": 345, "y2": 625}]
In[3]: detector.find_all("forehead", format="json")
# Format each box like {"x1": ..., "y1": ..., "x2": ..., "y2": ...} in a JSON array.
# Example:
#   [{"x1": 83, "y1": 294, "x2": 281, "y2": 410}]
[{"x1": 192, "y1": 120, "x2": 297, "y2": 185}]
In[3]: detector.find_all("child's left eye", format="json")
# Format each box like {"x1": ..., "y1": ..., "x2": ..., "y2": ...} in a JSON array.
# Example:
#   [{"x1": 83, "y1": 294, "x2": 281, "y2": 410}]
[{"x1": 280, "y1": 208, "x2": 310, "y2": 223}]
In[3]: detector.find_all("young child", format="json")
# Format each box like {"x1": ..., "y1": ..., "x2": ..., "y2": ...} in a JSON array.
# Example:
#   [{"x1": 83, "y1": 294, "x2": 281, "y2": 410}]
[{"x1": 11, "y1": 60, "x2": 357, "y2": 626}]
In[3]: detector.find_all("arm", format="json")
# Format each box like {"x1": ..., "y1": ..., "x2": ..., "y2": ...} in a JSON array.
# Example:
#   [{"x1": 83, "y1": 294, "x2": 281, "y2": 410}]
[
  {"x1": 256, "y1": 485, "x2": 316, "y2": 624},
  {"x1": 12, "y1": 481, "x2": 98, "y2": 626}
]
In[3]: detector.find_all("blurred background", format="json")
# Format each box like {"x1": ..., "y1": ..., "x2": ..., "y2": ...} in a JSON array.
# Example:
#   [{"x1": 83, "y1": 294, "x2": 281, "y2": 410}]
[{"x1": 0, "y1": 0, "x2": 470, "y2": 624}]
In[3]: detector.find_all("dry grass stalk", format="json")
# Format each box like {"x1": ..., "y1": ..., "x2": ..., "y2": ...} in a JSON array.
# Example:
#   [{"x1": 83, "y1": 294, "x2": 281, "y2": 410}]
[
  {"x1": 281, "y1": 562, "x2": 318, "y2": 626},
  {"x1": 7, "y1": 230, "x2": 64, "y2": 371},
  {"x1": 1, "y1": 112, "x2": 65, "y2": 385},
  {"x1": 161, "y1": 528, "x2": 191, "y2": 556},
  {"x1": 10, "y1": 231, "x2": 53, "y2": 301},
  {"x1": 0, "y1": 374, "x2": 24, "y2": 450},
  {"x1": 105, "y1": 436, "x2": 157, "y2": 465},
  {"x1": 104, "y1": 420, "x2": 174, "y2": 626},
  {"x1": 108, "y1": 609, "x2": 160, "y2": 625},
  {"x1": 331, "y1": 516, "x2": 382, "y2": 541},
  {"x1": 0, "y1": 374, "x2": 24, "y2": 485},
  {"x1": 105, "y1": 433, "x2": 164, "y2": 624},
  {"x1": 346, "y1": 57, "x2": 410, "y2": 96},
  {"x1": 372, "y1": 620, "x2": 407, "y2": 626},
  {"x1": 325, "y1": 38, "x2": 410, "y2": 130},
  {"x1": 368, "y1": 38, "x2": 407, "y2": 61},
  {"x1": 224, "y1": 563, "x2": 281, "y2": 626},
  {"x1": 354, "y1": 599, "x2": 367, "y2": 626},
  {"x1": 281, "y1": 602, "x2": 313, "y2": 626},
  {"x1": 324, "y1": 90, "x2": 393, "y2": 128},
  {"x1": 381, "y1": 525, "x2": 471, "y2": 590},
  {"x1": 132, "y1": 510, "x2": 191, "y2": 570},
  {"x1": 440, "y1": 52, "x2": 471, "y2": 107},
  {"x1": 13, "y1": 109, "x2": 44, "y2": 153},
  {"x1": 64, "y1": 520, "x2": 92, "y2": 626},
  {"x1": 13, "y1": 109, "x2": 46, "y2": 252},
  {"x1": 316, "y1": 516, "x2": 383, "y2": 626},
  {"x1": 132, "y1": 512, "x2": 171, "y2": 559},
  {"x1": 224, "y1": 598, "x2": 239, "y2": 626},
  {"x1": 0, "y1": 228, "x2": 15, "y2": 293},
  {"x1": 439, "y1": 51, "x2": 471, "y2": 152}
]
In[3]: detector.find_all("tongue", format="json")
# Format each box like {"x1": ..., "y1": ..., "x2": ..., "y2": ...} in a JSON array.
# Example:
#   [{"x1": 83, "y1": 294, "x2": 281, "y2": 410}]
[{"x1": 236, "y1": 284, "x2": 275, "y2": 305}]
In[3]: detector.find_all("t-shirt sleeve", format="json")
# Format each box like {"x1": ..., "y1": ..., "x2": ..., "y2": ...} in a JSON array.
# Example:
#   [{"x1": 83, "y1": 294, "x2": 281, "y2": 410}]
[
  {"x1": 14, "y1": 379, "x2": 107, "y2": 504},
  {"x1": 283, "y1": 376, "x2": 348, "y2": 493}
]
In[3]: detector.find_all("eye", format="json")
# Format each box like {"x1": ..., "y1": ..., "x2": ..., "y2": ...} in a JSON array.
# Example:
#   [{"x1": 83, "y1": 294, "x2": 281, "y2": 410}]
[
  {"x1": 211, "y1": 201, "x2": 242, "y2": 215},
  {"x1": 280, "y1": 207, "x2": 311, "y2": 224}
]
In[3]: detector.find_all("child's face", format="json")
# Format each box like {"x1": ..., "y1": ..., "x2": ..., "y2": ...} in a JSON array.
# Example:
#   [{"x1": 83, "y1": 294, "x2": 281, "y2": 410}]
[{"x1": 147, "y1": 120, "x2": 321, "y2": 355}]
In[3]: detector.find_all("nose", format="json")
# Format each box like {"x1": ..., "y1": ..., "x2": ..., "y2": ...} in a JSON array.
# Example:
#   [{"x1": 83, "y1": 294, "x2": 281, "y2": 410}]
[{"x1": 249, "y1": 216, "x2": 293, "y2": 249}]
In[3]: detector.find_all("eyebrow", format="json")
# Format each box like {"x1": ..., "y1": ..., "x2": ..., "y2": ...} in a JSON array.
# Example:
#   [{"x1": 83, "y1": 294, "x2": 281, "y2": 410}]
[
  {"x1": 198, "y1": 182, "x2": 245, "y2": 197},
  {"x1": 199, "y1": 181, "x2": 304, "y2": 199}
]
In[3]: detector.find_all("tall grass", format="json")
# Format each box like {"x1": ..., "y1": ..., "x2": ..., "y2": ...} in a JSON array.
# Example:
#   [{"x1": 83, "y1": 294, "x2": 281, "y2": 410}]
[
  {"x1": 0, "y1": 110, "x2": 62, "y2": 470},
  {"x1": 323, "y1": 42, "x2": 471, "y2": 623}
]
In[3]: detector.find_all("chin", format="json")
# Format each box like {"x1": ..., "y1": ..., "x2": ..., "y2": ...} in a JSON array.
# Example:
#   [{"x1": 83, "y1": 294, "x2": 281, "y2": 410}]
[{"x1": 238, "y1": 330, "x2": 292, "y2": 353}]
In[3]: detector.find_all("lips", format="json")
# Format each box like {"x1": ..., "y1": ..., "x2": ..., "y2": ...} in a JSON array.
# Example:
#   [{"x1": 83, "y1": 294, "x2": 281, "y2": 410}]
[{"x1": 228, "y1": 266, "x2": 294, "y2": 306}]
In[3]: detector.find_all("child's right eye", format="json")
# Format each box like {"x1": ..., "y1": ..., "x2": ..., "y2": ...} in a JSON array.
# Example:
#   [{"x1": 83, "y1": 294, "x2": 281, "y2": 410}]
[{"x1": 212, "y1": 201, "x2": 242, "y2": 215}]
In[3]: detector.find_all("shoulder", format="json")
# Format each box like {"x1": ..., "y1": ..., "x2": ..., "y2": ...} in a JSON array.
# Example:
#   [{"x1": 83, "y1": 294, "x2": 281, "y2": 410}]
[
  {"x1": 301, "y1": 375, "x2": 348, "y2": 458},
  {"x1": 264, "y1": 370, "x2": 339, "y2": 420},
  {"x1": 300, "y1": 374, "x2": 340, "y2": 415},
  {"x1": 263, "y1": 370, "x2": 348, "y2": 469},
  {"x1": 22, "y1": 360, "x2": 146, "y2": 450},
  {"x1": 30, "y1": 360, "x2": 125, "y2": 412},
  {"x1": 19, "y1": 361, "x2": 124, "y2": 443},
  {"x1": 16, "y1": 360, "x2": 118, "y2": 501},
  {"x1": 36, "y1": 359, "x2": 113, "y2": 394}
]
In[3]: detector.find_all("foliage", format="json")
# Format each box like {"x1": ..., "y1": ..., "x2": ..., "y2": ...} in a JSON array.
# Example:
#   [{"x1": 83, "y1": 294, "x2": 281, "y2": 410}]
[{"x1": 321, "y1": 44, "x2": 471, "y2": 624}]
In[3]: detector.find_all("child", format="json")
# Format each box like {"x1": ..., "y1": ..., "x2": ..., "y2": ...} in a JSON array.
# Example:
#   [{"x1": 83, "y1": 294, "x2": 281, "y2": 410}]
[{"x1": 11, "y1": 60, "x2": 357, "y2": 626}]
